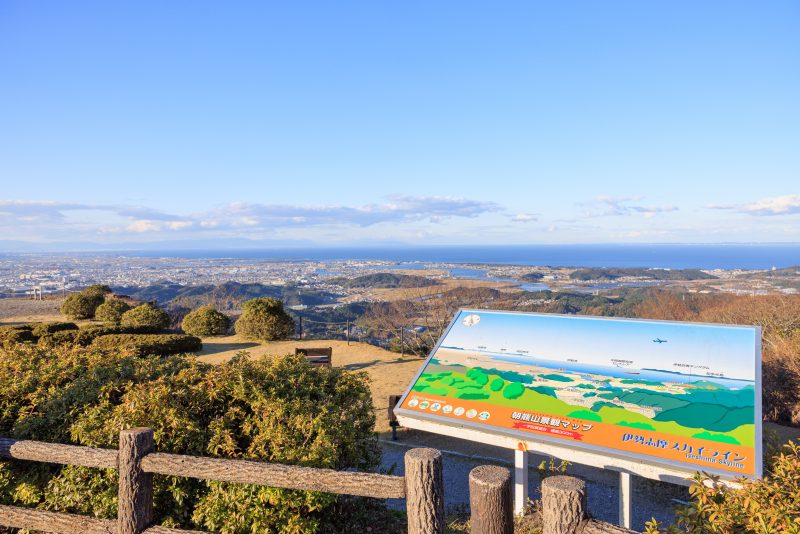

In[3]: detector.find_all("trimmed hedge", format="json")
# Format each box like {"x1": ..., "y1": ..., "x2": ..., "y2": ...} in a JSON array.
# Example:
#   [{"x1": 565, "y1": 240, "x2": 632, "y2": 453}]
[
  {"x1": 234, "y1": 298, "x2": 295, "y2": 341},
  {"x1": 181, "y1": 305, "x2": 231, "y2": 336},
  {"x1": 30, "y1": 322, "x2": 79, "y2": 337},
  {"x1": 60, "y1": 292, "x2": 105, "y2": 320},
  {"x1": 120, "y1": 303, "x2": 171, "y2": 333},
  {"x1": 0, "y1": 326, "x2": 37, "y2": 348},
  {"x1": 95, "y1": 299, "x2": 132, "y2": 325},
  {"x1": 72, "y1": 325, "x2": 154, "y2": 346},
  {"x1": 92, "y1": 333, "x2": 202, "y2": 356},
  {"x1": 37, "y1": 330, "x2": 79, "y2": 349}
]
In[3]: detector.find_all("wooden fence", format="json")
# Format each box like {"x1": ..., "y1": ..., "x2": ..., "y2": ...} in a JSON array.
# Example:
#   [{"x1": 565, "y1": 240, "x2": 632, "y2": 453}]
[{"x1": 0, "y1": 429, "x2": 636, "y2": 534}]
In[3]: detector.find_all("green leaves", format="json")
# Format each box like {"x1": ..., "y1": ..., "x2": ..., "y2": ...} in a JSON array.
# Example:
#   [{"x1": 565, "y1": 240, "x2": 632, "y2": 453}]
[
  {"x1": 235, "y1": 298, "x2": 295, "y2": 341},
  {"x1": 181, "y1": 305, "x2": 231, "y2": 337},
  {"x1": 0, "y1": 345, "x2": 380, "y2": 533}
]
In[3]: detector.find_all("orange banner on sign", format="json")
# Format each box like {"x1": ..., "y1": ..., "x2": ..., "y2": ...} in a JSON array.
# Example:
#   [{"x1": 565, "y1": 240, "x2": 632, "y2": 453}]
[{"x1": 400, "y1": 392, "x2": 755, "y2": 476}]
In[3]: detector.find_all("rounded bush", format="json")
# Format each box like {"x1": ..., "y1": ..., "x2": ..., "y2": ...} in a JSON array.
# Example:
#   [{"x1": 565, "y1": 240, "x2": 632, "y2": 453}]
[
  {"x1": 234, "y1": 298, "x2": 295, "y2": 341},
  {"x1": 120, "y1": 303, "x2": 170, "y2": 333},
  {"x1": 60, "y1": 293, "x2": 104, "y2": 320},
  {"x1": 490, "y1": 378, "x2": 505, "y2": 392},
  {"x1": 95, "y1": 299, "x2": 131, "y2": 325},
  {"x1": 81, "y1": 284, "x2": 113, "y2": 298},
  {"x1": 181, "y1": 305, "x2": 231, "y2": 336}
]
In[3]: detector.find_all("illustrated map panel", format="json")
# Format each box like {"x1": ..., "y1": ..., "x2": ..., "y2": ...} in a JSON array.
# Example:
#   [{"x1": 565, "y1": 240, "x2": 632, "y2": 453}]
[{"x1": 398, "y1": 310, "x2": 761, "y2": 477}]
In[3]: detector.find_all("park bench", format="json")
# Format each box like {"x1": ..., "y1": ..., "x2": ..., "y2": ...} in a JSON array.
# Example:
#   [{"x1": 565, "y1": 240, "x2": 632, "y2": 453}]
[{"x1": 295, "y1": 347, "x2": 332, "y2": 367}]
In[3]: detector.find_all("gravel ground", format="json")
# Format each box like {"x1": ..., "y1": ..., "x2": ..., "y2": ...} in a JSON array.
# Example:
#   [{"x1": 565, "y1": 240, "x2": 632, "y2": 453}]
[{"x1": 379, "y1": 438, "x2": 689, "y2": 532}]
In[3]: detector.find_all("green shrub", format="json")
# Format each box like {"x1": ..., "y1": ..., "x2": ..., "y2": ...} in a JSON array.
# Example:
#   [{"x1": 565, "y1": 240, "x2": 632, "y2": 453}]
[
  {"x1": 81, "y1": 284, "x2": 113, "y2": 298},
  {"x1": 91, "y1": 334, "x2": 202, "y2": 356},
  {"x1": 490, "y1": 378, "x2": 505, "y2": 392},
  {"x1": 72, "y1": 324, "x2": 153, "y2": 346},
  {"x1": 37, "y1": 330, "x2": 79, "y2": 349},
  {"x1": 181, "y1": 305, "x2": 231, "y2": 336},
  {"x1": 30, "y1": 322, "x2": 79, "y2": 337},
  {"x1": 0, "y1": 345, "x2": 380, "y2": 532},
  {"x1": 0, "y1": 326, "x2": 37, "y2": 348},
  {"x1": 235, "y1": 298, "x2": 295, "y2": 341},
  {"x1": 60, "y1": 292, "x2": 105, "y2": 320},
  {"x1": 94, "y1": 299, "x2": 132, "y2": 325},
  {"x1": 645, "y1": 441, "x2": 800, "y2": 533},
  {"x1": 120, "y1": 303, "x2": 171, "y2": 333}
]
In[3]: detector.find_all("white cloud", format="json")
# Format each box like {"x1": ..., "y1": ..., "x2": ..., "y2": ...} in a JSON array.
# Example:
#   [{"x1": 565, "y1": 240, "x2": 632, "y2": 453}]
[
  {"x1": 511, "y1": 213, "x2": 537, "y2": 222},
  {"x1": 709, "y1": 195, "x2": 800, "y2": 216},
  {"x1": 0, "y1": 196, "x2": 502, "y2": 241},
  {"x1": 584, "y1": 196, "x2": 678, "y2": 218}
]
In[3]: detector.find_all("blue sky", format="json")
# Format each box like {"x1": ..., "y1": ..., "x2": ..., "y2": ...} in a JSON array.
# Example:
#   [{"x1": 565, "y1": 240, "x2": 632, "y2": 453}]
[
  {"x1": 442, "y1": 311, "x2": 758, "y2": 381},
  {"x1": 0, "y1": 1, "x2": 798, "y2": 247}
]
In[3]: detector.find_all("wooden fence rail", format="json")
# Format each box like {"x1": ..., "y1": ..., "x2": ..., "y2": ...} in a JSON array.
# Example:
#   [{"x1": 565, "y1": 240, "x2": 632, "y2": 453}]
[
  {"x1": 1, "y1": 430, "x2": 638, "y2": 533},
  {"x1": 0, "y1": 428, "x2": 440, "y2": 534}
]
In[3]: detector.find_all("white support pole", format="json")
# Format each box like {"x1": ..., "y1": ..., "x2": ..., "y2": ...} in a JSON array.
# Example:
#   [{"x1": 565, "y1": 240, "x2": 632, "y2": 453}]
[
  {"x1": 514, "y1": 446, "x2": 529, "y2": 516},
  {"x1": 619, "y1": 471, "x2": 632, "y2": 529}
]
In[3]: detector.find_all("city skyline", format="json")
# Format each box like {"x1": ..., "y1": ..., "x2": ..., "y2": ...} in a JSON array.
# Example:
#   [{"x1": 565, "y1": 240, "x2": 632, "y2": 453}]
[{"x1": 1, "y1": 2, "x2": 798, "y2": 248}]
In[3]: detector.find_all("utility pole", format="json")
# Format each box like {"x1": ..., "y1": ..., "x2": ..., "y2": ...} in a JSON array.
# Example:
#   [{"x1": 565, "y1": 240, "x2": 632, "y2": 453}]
[
  {"x1": 346, "y1": 320, "x2": 350, "y2": 345},
  {"x1": 400, "y1": 327, "x2": 405, "y2": 358},
  {"x1": 298, "y1": 316, "x2": 303, "y2": 340}
]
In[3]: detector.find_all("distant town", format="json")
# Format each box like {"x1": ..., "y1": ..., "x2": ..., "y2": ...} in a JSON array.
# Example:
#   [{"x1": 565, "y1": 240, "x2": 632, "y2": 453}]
[{"x1": 1, "y1": 253, "x2": 797, "y2": 302}]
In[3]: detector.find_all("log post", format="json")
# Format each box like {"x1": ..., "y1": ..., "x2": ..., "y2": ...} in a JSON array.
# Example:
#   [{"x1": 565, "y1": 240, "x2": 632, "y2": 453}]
[
  {"x1": 118, "y1": 428, "x2": 154, "y2": 534},
  {"x1": 469, "y1": 465, "x2": 513, "y2": 534},
  {"x1": 404, "y1": 448, "x2": 444, "y2": 534},
  {"x1": 541, "y1": 475, "x2": 586, "y2": 534}
]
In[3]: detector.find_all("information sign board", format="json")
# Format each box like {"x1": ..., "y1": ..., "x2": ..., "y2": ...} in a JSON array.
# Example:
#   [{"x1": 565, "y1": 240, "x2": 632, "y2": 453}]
[{"x1": 395, "y1": 310, "x2": 762, "y2": 478}]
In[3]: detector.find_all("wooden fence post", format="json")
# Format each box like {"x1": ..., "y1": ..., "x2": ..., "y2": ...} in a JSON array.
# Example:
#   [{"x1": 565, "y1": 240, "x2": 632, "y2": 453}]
[
  {"x1": 541, "y1": 475, "x2": 586, "y2": 534},
  {"x1": 469, "y1": 465, "x2": 513, "y2": 534},
  {"x1": 118, "y1": 428, "x2": 154, "y2": 534},
  {"x1": 405, "y1": 448, "x2": 444, "y2": 534}
]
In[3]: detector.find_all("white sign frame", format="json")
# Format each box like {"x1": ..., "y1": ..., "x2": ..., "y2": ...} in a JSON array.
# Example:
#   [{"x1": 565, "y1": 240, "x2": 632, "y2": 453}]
[{"x1": 394, "y1": 309, "x2": 762, "y2": 527}]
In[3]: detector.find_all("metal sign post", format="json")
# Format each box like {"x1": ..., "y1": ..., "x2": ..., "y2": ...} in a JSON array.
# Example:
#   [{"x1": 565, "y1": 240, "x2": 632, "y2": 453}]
[{"x1": 514, "y1": 445, "x2": 528, "y2": 515}]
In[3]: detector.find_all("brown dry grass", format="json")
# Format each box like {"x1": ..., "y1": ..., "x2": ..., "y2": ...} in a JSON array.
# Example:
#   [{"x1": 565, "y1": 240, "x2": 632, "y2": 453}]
[
  {"x1": 0, "y1": 298, "x2": 64, "y2": 324},
  {"x1": 341, "y1": 277, "x2": 519, "y2": 303}
]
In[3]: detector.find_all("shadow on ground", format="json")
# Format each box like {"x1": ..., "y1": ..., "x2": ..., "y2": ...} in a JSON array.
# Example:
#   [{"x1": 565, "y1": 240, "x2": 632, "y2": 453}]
[{"x1": 198, "y1": 342, "x2": 260, "y2": 356}]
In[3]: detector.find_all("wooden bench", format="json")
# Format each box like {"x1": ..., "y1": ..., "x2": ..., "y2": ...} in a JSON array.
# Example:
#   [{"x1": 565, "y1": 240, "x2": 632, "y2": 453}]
[{"x1": 295, "y1": 347, "x2": 333, "y2": 367}]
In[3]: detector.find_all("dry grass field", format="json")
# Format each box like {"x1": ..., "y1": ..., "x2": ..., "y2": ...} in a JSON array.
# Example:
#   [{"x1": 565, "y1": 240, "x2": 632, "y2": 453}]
[
  {"x1": 339, "y1": 270, "x2": 519, "y2": 303},
  {"x1": 0, "y1": 298, "x2": 64, "y2": 324}
]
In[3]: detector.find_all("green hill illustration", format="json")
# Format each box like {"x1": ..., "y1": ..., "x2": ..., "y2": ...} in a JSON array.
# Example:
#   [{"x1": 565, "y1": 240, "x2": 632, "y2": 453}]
[{"x1": 409, "y1": 361, "x2": 755, "y2": 447}]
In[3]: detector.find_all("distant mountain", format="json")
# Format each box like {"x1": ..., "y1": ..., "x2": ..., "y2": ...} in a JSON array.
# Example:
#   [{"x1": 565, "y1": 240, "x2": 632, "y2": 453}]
[
  {"x1": 331, "y1": 272, "x2": 440, "y2": 289},
  {"x1": 112, "y1": 281, "x2": 338, "y2": 310}
]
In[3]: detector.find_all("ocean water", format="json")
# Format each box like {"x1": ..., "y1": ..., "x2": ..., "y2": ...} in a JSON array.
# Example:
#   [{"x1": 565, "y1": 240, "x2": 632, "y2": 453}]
[
  {"x1": 124, "y1": 244, "x2": 800, "y2": 270},
  {"x1": 490, "y1": 354, "x2": 753, "y2": 390}
]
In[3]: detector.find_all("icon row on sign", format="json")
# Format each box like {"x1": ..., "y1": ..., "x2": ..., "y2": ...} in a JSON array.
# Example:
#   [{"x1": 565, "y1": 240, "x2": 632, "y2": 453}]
[{"x1": 407, "y1": 399, "x2": 489, "y2": 421}]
